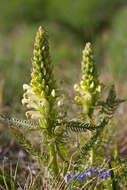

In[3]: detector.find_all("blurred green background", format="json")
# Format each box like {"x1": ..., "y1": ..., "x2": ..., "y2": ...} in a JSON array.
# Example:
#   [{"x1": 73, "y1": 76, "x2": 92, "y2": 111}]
[{"x1": 0, "y1": 0, "x2": 127, "y2": 111}]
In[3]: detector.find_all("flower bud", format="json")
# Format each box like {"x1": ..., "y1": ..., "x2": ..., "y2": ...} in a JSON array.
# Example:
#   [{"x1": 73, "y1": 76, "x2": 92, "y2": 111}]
[
  {"x1": 74, "y1": 84, "x2": 79, "y2": 91},
  {"x1": 75, "y1": 96, "x2": 81, "y2": 103},
  {"x1": 51, "y1": 89, "x2": 56, "y2": 97},
  {"x1": 23, "y1": 84, "x2": 30, "y2": 90},
  {"x1": 21, "y1": 98, "x2": 28, "y2": 105}
]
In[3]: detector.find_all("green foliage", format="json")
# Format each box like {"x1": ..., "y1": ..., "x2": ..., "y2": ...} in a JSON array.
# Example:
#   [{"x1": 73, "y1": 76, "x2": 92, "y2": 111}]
[
  {"x1": 46, "y1": 0, "x2": 124, "y2": 39},
  {"x1": 65, "y1": 120, "x2": 104, "y2": 132},
  {"x1": 0, "y1": 0, "x2": 47, "y2": 31},
  {"x1": 10, "y1": 128, "x2": 44, "y2": 164},
  {"x1": 107, "y1": 7, "x2": 127, "y2": 81},
  {"x1": 0, "y1": 26, "x2": 126, "y2": 189},
  {"x1": 0, "y1": 114, "x2": 39, "y2": 130},
  {"x1": 0, "y1": 0, "x2": 127, "y2": 188},
  {"x1": 80, "y1": 118, "x2": 108, "y2": 156},
  {"x1": 98, "y1": 85, "x2": 126, "y2": 118},
  {"x1": 0, "y1": 158, "x2": 19, "y2": 190},
  {"x1": 0, "y1": 25, "x2": 37, "y2": 108}
]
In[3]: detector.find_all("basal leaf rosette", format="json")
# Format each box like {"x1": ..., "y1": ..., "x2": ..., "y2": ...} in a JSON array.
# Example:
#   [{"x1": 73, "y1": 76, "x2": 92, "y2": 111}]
[
  {"x1": 74, "y1": 43, "x2": 102, "y2": 116},
  {"x1": 22, "y1": 27, "x2": 56, "y2": 127}
]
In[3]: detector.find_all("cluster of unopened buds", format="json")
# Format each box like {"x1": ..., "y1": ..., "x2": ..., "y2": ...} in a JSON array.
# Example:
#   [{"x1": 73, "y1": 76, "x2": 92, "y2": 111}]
[{"x1": 64, "y1": 166, "x2": 111, "y2": 183}]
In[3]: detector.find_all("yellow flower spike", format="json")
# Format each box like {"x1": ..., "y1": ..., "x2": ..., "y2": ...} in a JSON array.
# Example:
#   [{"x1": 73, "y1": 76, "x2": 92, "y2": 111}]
[
  {"x1": 31, "y1": 26, "x2": 56, "y2": 96},
  {"x1": 22, "y1": 26, "x2": 57, "y2": 124},
  {"x1": 74, "y1": 42, "x2": 102, "y2": 116}
]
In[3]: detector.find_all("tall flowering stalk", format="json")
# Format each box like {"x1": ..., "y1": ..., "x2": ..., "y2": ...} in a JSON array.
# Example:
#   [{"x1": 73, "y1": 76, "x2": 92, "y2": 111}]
[
  {"x1": 22, "y1": 26, "x2": 58, "y2": 175},
  {"x1": 74, "y1": 43, "x2": 102, "y2": 164},
  {"x1": 22, "y1": 26, "x2": 56, "y2": 123},
  {"x1": 74, "y1": 42, "x2": 101, "y2": 117}
]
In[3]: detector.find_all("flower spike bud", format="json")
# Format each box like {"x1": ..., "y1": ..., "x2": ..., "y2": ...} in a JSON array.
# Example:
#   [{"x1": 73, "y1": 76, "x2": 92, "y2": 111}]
[
  {"x1": 74, "y1": 42, "x2": 102, "y2": 116},
  {"x1": 31, "y1": 26, "x2": 56, "y2": 97}
]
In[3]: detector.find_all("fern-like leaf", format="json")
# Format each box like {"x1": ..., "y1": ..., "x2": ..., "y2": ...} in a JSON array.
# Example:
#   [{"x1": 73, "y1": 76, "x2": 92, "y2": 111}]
[
  {"x1": 10, "y1": 127, "x2": 44, "y2": 163},
  {"x1": 64, "y1": 120, "x2": 104, "y2": 132},
  {"x1": 79, "y1": 118, "x2": 108, "y2": 156},
  {"x1": 0, "y1": 114, "x2": 39, "y2": 131},
  {"x1": 98, "y1": 85, "x2": 126, "y2": 118}
]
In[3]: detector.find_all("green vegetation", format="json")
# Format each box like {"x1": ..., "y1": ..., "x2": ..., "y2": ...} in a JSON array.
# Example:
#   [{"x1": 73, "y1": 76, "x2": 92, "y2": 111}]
[
  {"x1": 46, "y1": 0, "x2": 125, "y2": 39},
  {"x1": 0, "y1": 27, "x2": 127, "y2": 189},
  {"x1": 107, "y1": 7, "x2": 127, "y2": 81},
  {"x1": 0, "y1": 1, "x2": 127, "y2": 189}
]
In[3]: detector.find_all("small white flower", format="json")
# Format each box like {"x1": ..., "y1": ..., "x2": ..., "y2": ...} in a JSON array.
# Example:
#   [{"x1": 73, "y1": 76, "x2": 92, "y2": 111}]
[
  {"x1": 23, "y1": 84, "x2": 30, "y2": 90},
  {"x1": 21, "y1": 98, "x2": 29, "y2": 105},
  {"x1": 26, "y1": 111, "x2": 42, "y2": 119}
]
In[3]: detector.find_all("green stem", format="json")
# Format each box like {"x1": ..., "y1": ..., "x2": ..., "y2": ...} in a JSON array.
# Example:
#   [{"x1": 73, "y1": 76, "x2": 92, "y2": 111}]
[
  {"x1": 89, "y1": 131, "x2": 94, "y2": 164},
  {"x1": 49, "y1": 142, "x2": 59, "y2": 176},
  {"x1": 89, "y1": 119, "x2": 94, "y2": 165},
  {"x1": 108, "y1": 161, "x2": 118, "y2": 190}
]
